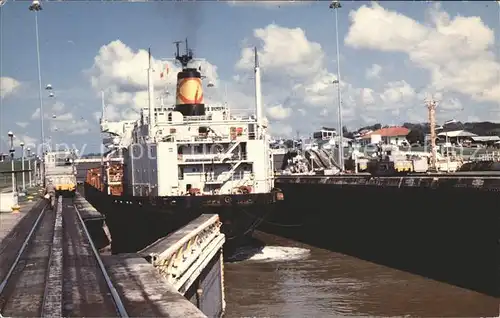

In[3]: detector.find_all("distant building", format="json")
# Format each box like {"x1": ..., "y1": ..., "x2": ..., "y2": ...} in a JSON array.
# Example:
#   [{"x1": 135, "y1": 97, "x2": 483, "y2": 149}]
[
  {"x1": 359, "y1": 127, "x2": 410, "y2": 146},
  {"x1": 312, "y1": 127, "x2": 337, "y2": 141},
  {"x1": 470, "y1": 136, "x2": 500, "y2": 147},
  {"x1": 436, "y1": 130, "x2": 477, "y2": 140},
  {"x1": 434, "y1": 130, "x2": 500, "y2": 147},
  {"x1": 0, "y1": 153, "x2": 8, "y2": 162}
]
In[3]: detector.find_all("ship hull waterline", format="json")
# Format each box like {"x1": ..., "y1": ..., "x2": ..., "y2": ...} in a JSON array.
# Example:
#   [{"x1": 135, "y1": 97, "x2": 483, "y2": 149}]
[
  {"x1": 259, "y1": 175, "x2": 500, "y2": 298},
  {"x1": 83, "y1": 182, "x2": 281, "y2": 254}
]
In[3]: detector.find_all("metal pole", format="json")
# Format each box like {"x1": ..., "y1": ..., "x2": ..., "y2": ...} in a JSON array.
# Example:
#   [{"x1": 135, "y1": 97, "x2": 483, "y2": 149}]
[
  {"x1": 9, "y1": 135, "x2": 15, "y2": 193},
  {"x1": 33, "y1": 156, "x2": 40, "y2": 185},
  {"x1": 331, "y1": 0, "x2": 344, "y2": 171},
  {"x1": 21, "y1": 144, "x2": 25, "y2": 191},
  {"x1": 35, "y1": 11, "x2": 45, "y2": 155},
  {"x1": 34, "y1": 157, "x2": 38, "y2": 185},
  {"x1": 10, "y1": 154, "x2": 15, "y2": 193},
  {"x1": 28, "y1": 155, "x2": 32, "y2": 187}
]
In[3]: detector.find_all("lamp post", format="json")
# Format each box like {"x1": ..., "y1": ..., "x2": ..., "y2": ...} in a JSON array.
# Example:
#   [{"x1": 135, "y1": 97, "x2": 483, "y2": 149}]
[
  {"x1": 30, "y1": 0, "x2": 45, "y2": 156},
  {"x1": 27, "y1": 147, "x2": 32, "y2": 187},
  {"x1": 330, "y1": 0, "x2": 344, "y2": 171},
  {"x1": 20, "y1": 142, "x2": 25, "y2": 192},
  {"x1": 7, "y1": 131, "x2": 15, "y2": 193},
  {"x1": 47, "y1": 85, "x2": 56, "y2": 150}
]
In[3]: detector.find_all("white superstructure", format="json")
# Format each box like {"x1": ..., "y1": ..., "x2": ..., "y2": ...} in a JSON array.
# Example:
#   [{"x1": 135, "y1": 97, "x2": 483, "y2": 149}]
[{"x1": 101, "y1": 42, "x2": 274, "y2": 197}]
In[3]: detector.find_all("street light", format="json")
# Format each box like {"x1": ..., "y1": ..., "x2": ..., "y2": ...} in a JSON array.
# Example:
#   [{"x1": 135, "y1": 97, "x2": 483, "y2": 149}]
[
  {"x1": 30, "y1": 0, "x2": 45, "y2": 156},
  {"x1": 330, "y1": 0, "x2": 344, "y2": 172},
  {"x1": 47, "y1": 85, "x2": 57, "y2": 149},
  {"x1": 27, "y1": 147, "x2": 32, "y2": 187},
  {"x1": 7, "y1": 131, "x2": 15, "y2": 194},
  {"x1": 20, "y1": 141, "x2": 25, "y2": 192}
]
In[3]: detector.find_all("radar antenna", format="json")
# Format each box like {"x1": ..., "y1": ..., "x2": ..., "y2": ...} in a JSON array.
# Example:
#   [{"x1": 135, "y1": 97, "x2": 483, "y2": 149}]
[{"x1": 174, "y1": 38, "x2": 193, "y2": 69}]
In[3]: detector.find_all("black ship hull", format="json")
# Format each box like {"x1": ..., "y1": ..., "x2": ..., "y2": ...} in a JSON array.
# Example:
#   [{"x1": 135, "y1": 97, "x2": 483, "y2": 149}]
[
  {"x1": 261, "y1": 175, "x2": 499, "y2": 297},
  {"x1": 83, "y1": 182, "x2": 282, "y2": 254}
]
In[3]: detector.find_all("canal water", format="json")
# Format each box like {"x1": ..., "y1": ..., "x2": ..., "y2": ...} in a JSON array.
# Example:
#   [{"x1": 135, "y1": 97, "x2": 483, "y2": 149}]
[{"x1": 224, "y1": 232, "x2": 498, "y2": 317}]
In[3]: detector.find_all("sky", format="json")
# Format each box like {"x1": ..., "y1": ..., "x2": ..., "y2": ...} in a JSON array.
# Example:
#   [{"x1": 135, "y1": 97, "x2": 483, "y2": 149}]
[{"x1": 0, "y1": 0, "x2": 499, "y2": 154}]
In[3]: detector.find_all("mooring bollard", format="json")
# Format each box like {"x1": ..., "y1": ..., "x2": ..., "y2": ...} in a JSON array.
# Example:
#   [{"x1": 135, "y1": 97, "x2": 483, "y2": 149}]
[{"x1": 11, "y1": 204, "x2": 20, "y2": 213}]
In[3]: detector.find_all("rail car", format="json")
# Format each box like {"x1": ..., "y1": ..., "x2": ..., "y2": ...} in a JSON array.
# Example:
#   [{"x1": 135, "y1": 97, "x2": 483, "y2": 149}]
[{"x1": 44, "y1": 150, "x2": 77, "y2": 197}]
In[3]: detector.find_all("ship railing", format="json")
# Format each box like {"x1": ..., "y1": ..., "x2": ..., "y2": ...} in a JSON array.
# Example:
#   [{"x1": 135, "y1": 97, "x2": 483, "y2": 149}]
[
  {"x1": 219, "y1": 141, "x2": 241, "y2": 159},
  {"x1": 179, "y1": 152, "x2": 248, "y2": 163},
  {"x1": 138, "y1": 214, "x2": 225, "y2": 295},
  {"x1": 174, "y1": 133, "x2": 249, "y2": 143},
  {"x1": 218, "y1": 161, "x2": 244, "y2": 184},
  {"x1": 181, "y1": 116, "x2": 252, "y2": 123}
]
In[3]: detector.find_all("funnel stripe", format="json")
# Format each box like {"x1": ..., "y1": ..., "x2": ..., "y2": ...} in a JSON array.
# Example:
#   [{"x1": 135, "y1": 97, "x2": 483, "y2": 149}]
[
  {"x1": 178, "y1": 93, "x2": 204, "y2": 104},
  {"x1": 176, "y1": 77, "x2": 204, "y2": 105}
]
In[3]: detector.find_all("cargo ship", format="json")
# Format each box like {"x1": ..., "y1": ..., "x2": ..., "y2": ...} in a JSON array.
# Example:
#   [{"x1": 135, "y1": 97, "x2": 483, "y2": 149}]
[{"x1": 84, "y1": 40, "x2": 283, "y2": 254}]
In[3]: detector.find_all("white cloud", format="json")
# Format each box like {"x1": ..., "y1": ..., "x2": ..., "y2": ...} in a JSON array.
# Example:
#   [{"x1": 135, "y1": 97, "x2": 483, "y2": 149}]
[
  {"x1": 0, "y1": 77, "x2": 21, "y2": 99},
  {"x1": 268, "y1": 122, "x2": 293, "y2": 137},
  {"x1": 267, "y1": 104, "x2": 291, "y2": 120},
  {"x1": 380, "y1": 80, "x2": 416, "y2": 104},
  {"x1": 345, "y1": 2, "x2": 500, "y2": 103},
  {"x1": 359, "y1": 88, "x2": 376, "y2": 106},
  {"x1": 51, "y1": 101, "x2": 65, "y2": 113},
  {"x1": 31, "y1": 108, "x2": 40, "y2": 120},
  {"x1": 235, "y1": 24, "x2": 361, "y2": 133},
  {"x1": 50, "y1": 111, "x2": 91, "y2": 135},
  {"x1": 365, "y1": 64, "x2": 382, "y2": 79},
  {"x1": 440, "y1": 97, "x2": 463, "y2": 111},
  {"x1": 31, "y1": 102, "x2": 91, "y2": 135},
  {"x1": 16, "y1": 122, "x2": 28, "y2": 128},
  {"x1": 3, "y1": 134, "x2": 38, "y2": 149},
  {"x1": 236, "y1": 24, "x2": 324, "y2": 80}
]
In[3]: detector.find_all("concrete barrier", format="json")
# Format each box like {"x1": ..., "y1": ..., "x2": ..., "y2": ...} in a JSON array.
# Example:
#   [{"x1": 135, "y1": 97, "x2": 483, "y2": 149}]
[
  {"x1": 139, "y1": 214, "x2": 226, "y2": 317},
  {"x1": 0, "y1": 192, "x2": 19, "y2": 212}
]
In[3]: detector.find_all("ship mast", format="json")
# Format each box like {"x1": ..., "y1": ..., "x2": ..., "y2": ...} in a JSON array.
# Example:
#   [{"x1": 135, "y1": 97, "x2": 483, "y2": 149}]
[
  {"x1": 147, "y1": 48, "x2": 155, "y2": 139},
  {"x1": 426, "y1": 97, "x2": 438, "y2": 171},
  {"x1": 254, "y1": 47, "x2": 263, "y2": 138},
  {"x1": 100, "y1": 91, "x2": 106, "y2": 124},
  {"x1": 174, "y1": 38, "x2": 193, "y2": 69}
]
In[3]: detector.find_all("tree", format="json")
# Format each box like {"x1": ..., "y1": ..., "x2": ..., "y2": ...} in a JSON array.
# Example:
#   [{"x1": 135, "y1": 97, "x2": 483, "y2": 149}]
[
  {"x1": 406, "y1": 129, "x2": 425, "y2": 144},
  {"x1": 342, "y1": 126, "x2": 354, "y2": 139}
]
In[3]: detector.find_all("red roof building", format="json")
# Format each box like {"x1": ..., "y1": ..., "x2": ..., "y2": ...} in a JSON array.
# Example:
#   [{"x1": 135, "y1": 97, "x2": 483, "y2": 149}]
[
  {"x1": 359, "y1": 126, "x2": 410, "y2": 146},
  {"x1": 361, "y1": 127, "x2": 410, "y2": 138}
]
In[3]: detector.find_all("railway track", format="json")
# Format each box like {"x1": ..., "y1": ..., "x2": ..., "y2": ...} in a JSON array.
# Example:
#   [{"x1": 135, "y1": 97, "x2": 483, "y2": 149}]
[{"x1": 0, "y1": 196, "x2": 129, "y2": 317}]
